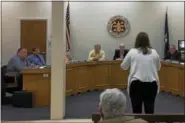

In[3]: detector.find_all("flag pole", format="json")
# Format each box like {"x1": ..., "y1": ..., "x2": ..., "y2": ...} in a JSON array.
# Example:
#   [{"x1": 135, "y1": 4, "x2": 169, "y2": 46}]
[
  {"x1": 164, "y1": 6, "x2": 169, "y2": 59},
  {"x1": 166, "y1": 6, "x2": 168, "y2": 13}
]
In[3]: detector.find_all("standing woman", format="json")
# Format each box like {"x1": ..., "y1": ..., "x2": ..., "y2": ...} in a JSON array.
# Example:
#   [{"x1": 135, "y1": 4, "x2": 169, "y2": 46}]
[{"x1": 120, "y1": 32, "x2": 161, "y2": 114}]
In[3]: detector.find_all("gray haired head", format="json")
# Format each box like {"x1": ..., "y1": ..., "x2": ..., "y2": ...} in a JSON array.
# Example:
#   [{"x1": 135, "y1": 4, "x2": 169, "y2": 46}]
[
  {"x1": 99, "y1": 88, "x2": 127, "y2": 118},
  {"x1": 94, "y1": 44, "x2": 101, "y2": 48},
  {"x1": 94, "y1": 44, "x2": 101, "y2": 52}
]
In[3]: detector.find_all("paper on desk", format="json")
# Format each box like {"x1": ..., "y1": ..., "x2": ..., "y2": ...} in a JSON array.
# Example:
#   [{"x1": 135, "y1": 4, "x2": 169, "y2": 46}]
[
  {"x1": 180, "y1": 62, "x2": 184, "y2": 65},
  {"x1": 116, "y1": 58, "x2": 123, "y2": 61}
]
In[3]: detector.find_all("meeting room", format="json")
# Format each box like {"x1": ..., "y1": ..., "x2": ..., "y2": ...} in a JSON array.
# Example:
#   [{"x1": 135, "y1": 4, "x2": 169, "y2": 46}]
[{"x1": 1, "y1": 1, "x2": 184, "y2": 123}]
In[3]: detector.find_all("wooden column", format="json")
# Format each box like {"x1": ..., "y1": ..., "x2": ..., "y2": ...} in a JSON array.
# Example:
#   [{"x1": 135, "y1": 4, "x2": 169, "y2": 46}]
[{"x1": 50, "y1": 1, "x2": 66, "y2": 119}]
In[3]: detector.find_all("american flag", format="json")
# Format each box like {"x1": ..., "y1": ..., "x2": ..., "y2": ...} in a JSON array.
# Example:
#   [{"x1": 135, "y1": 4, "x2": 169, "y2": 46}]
[{"x1": 66, "y1": 2, "x2": 71, "y2": 52}]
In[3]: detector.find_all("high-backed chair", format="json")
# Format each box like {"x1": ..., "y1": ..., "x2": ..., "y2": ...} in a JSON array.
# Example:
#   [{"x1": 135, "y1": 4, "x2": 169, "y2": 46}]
[
  {"x1": 1, "y1": 67, "x2": 6, "y2": 104},
  {"x1": 1, "y1": 65, "x2": 18, "y2": 89}
]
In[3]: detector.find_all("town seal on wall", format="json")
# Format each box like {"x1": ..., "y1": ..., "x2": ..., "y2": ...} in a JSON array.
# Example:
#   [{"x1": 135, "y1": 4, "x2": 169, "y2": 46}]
[{"x1": 107, "y1": 15, "x2": 130, "y2": 38}]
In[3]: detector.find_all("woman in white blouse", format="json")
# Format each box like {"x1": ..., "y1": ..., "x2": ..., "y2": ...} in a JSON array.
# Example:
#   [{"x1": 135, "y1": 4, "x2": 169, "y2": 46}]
[{"x1": 120, "y1": 32, "x2": 161, "y2": 114}]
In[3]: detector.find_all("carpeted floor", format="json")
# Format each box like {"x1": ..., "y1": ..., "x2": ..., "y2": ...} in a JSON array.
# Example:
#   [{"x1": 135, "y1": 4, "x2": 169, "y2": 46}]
[{"x1": 1, "y1": 90, "x2": 184, "y2": 121}]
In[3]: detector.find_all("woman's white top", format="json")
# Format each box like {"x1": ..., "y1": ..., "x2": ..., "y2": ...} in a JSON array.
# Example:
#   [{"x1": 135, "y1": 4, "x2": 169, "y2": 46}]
[{"x1": 120, "y1": 48, "x2": 161, "y2": 94}]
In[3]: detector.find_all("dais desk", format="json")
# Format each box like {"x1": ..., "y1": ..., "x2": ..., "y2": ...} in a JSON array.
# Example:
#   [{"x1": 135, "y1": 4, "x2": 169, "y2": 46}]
[
  {"x1": 22, "y1": 61, "x2": 184, "y2": 107},
  {"x1": 22, "y1": 68, "x2": 50, "y2": 107}
]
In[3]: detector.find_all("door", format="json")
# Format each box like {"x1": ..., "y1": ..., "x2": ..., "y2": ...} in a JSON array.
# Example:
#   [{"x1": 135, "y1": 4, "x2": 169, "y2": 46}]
[{"x1": 20, "y1": 20, "x2": 47, "y2": 56}]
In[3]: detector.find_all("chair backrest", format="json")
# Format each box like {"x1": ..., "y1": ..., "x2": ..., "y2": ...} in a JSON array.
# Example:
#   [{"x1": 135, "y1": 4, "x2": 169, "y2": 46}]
[
  {"x1": 92, "y1": 113, "x2": 101, "y2": 123},
  {"x1": 1, "y1": 65, "x2": 7, "y2": 102},
  {"x1": 1, "y1": 65, "x2": 7, "y2": 77},
  {"x1": 92, "y1": 113, "x2": 185, "y2": 123}
]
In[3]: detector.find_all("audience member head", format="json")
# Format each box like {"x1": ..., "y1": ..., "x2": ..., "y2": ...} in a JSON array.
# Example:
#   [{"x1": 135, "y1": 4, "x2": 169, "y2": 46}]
[
  {"x1": 94, "y1": 44, "x2": 101, "y2": 53},
  {"x1": 99, "y1": 88, "x2": 127, "y2": 119},
  {"x1": 169, "y1": 44, "x2": 176, "y2": 54},
  {"x1": 119, "y1": 44, "x2": 125, "y2": 52},
  {"x1": 135, "y1": 32, "x2": 152, "y2": 55},
  {"x1": 32, "y1": 48, "x2": 40, "y2": 55},
  {"x1": 17, "y1": 48, "x2": 28, "y2": 59}
]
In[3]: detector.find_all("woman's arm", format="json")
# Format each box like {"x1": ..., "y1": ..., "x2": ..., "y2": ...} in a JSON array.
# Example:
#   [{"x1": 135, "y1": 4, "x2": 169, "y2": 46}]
[
  {"x1": 154, "y1": 50, "x2": 161, "y2": 71},
  {"x1": 120, "y1": 50, "x2": 131, "y2": 70},
  {"x1": 156, "y1": 55, "x2": 161, "y2": 71}
]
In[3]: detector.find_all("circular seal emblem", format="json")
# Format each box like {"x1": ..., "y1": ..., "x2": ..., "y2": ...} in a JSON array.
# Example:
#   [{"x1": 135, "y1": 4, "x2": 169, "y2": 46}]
[{"x1": 107, "y1": 15, "x2": 130, "y2": 38}]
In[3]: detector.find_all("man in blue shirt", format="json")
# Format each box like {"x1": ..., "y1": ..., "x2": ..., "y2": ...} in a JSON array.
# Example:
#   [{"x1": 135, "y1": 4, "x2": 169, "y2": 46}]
[
  {"x1": 7, "y1": 48, "x2": 32, "y2": 90},
  {"x1": 7, "y1": 48, "x2": 31, "y2": 73},
  {"x1": 28, "y1": 48, "x2": 45, "y2": 66}
]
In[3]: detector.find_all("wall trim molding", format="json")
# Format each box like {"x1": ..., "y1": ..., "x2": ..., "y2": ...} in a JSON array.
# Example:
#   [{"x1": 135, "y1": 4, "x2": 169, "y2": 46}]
[{"x1": 19, "y1": 17, "x2": 49, "y2": 20}]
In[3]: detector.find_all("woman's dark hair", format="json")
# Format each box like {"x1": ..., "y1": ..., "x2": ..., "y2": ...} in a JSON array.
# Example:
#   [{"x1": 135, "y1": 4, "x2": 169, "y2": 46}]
[{"x1": 134, "y1": 32, "x2": 152, "y2": 55}]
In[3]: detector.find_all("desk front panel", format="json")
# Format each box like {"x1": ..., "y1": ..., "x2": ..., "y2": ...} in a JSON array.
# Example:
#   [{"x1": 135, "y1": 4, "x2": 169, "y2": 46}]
[
  {"x1": 22, "y1": 70, "x2": 50, "y2": 107},
  {"x1": 22, "y1": 61, "x2": 184, "y2": 107},
  {"x1": 159, "y1": 62, "x2": 184, "y2": 96}
]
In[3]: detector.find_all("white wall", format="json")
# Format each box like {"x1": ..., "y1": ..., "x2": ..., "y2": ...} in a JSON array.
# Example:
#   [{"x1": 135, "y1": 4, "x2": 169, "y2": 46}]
[
  {"x1": 1, "y1": 2, "x2": 184, "y2": 65},
  {"x1": 70, "y1": 2, "x2": 184, "y2": 60},
  {"x1": 2, "y1": 2, "x2": 51, "y2": 65}
]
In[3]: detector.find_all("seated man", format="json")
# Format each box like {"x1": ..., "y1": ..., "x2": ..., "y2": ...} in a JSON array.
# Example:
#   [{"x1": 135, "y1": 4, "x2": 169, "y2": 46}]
[
  {"x1": 165, "y1": 44, "x2": 181, "y2": 61},
  {"x1": 7, "y1": 48, "x2": 32, "y2": 90},
  {"x1": 28, "y1": 48, "x2": 45, "y2": 66},
  {"x1": 7, "y1": 48, "x2": 32, "y2": 73},
  {"x1": 88, "y1": 44, "x2": 105, "y2": 61},
  {"x1": 113, "y1": 44, "x2": 129, "y2": 60},
  {"x1": 98, "y1": 88, "x2": 147, "y2": 123}
]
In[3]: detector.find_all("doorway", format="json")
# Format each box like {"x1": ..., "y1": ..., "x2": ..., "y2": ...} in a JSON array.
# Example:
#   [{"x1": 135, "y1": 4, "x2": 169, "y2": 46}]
[{"x1": 20, "y1": 19, "x2": 47, "y2": 58}]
